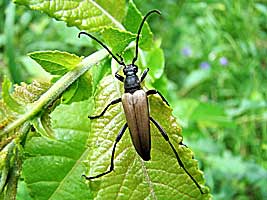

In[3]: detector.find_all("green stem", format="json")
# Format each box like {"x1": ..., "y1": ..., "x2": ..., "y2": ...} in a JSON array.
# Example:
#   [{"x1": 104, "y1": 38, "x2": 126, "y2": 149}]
[
  {"x1": 0, "y1": 49, "x2": 108, "y2": 136},
  {"x1": 0, "y1": 141, "x2": 15, "y2": 193},
  {"x1": 4, "y1": 123, "x2": 31, "y2": 200}
]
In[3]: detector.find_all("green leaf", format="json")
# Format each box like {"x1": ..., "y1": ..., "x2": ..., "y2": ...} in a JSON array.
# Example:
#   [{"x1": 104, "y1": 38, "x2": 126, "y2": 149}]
[
  {"x1": 28, "y1": 51, "x2": 82, "y2": 75},
  {"x1": 4, "y1": 62, "x2": 210, "y2": 199},
  {"x1": 180, "y1": 69, "x2": 212, "y2": 96},
  {"x1": 14, "y1": 0, "x2": 155, "y2": 58},
  {"x1": 173, "y1": 99, "x2": 236, "y2": 128},
  {"x1": 1, "y1": 49, "x2": 109, "y2": 199},
  {"x1": 191, "y1": 102, "x2": 236, "y2": 128},
  {"x1": 102, "y1": 27, "x2": 136, "y2": 54},
  {"x1": 22, "y1": 100, "x2": 93, "y2": 200},
  {"x1": 2, "y1": 77, "x2": 25, "y2": 114},
  {"x1": 31, "y1": 114, "x2": 54, "y2": 139},
  {"x1": 146, "y1": 47, "x2": 165, "y2": 80},
  {"x1": 84, "y1": 75, "x2": 210, "y2": 199},
  {"x1": 172, "y1": 99, "x2": 200, "y2": 127},
  {"x1": 1, "y1": 49, "x2": 108, "y2": 138},
  {"x1": 0, "y1": 77, "x2": 50, "y2": 136},
  {"x1": 90, "y1": 59, "x2": 112, "y2": 94},
  {"x1": 62, "y1": 73, "x2": 93, "y2": 104},
  {"x1": 16, "y1": 181, "x2": 33, "y2": 200},
  {"x1": 227, "y1": 99, "x2": 267, "y2": 117},
  {"x1": 14, "y1": 0, "x2": 126, "y2": 32},
  {"x1": 123, "y1": 0, "x2": 153, "y2": 50}
]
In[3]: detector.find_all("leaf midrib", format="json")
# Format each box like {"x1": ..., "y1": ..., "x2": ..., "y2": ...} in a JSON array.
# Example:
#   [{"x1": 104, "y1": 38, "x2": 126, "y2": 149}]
[
  {"x1": 89, "y1": 0, "x2": 125, "y2": 31},
  {"x1": 140, "y1": 156, "x2": 157, "y2": 200}
]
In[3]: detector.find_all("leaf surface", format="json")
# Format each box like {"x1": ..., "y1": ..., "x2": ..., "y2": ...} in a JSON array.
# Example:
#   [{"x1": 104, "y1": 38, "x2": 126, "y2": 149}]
[
  {"x1": 84, "y1": 75, "x2": 211, "y2": 199},
  {"x1": 14, "y1": 0, "x2": 126, "y2": 32},
  {"x1": 14, "y1": 0, "x2": 154, "y2": 55},
  {"x1": 146, "y1": 47, "x2": 165, "y2": 80},
  {"x1": 22, "y1": 100, "x2": 93, "y2": 200},
  {"x1": 123, "y1": 0, "x2": 154, "y2": 50},
  {"x1": 28, "y1": 51, "x2": 82, "y2": 75},
  {"x1": 102, "y1": 27, "x2": 136, "y2": 54},
  {"x1": 2, "y1": 78, "x2": 25, "y2": 114}
]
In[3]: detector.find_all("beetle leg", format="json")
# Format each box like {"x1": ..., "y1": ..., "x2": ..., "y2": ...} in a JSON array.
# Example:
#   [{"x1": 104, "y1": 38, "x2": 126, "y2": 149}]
[
  {"x1": 149, "y1": 117, "x2": 204, "y2": 194},
  {"x1": 146, "y1": 90, "x2": 170, "y2": 106},
  {"x1": 140, "y1": 68, "x2": 149, "y2": 82},
  {"x1": 89, "y1": 98, "x2": 121, "y2": 119},
  {"x1": 179, "y1": 141, "x2": 188, "y2": 148},
  {"x1": 114, "y1": 57, "x2": 125, "y2": 82},
  {"x1": 82, "y1": 123, "x2": 128, "y2": 180},
  {"x1": 115, "y1": 70, "x2": 124, "y2": 82}
]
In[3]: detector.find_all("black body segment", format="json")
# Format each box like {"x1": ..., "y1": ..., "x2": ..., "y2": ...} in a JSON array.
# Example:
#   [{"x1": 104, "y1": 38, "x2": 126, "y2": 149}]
[
  {"x1": 123, "y1": 64, "x2": 141, "y2": 93},
  {"x1": 122, "y1": 90, "x2": 151, "y2": 161}
]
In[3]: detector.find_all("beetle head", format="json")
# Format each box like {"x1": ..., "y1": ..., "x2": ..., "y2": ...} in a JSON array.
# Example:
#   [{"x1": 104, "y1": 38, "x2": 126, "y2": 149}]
[{"x1": 123, "y1": 64, "x2": 138, "y2": 76}]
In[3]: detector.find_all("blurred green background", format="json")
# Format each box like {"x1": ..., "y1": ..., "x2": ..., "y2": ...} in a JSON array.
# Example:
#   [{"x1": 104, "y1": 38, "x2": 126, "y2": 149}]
[{"x1": 1, "y1": 0, "x2": 267, "y2": 199}]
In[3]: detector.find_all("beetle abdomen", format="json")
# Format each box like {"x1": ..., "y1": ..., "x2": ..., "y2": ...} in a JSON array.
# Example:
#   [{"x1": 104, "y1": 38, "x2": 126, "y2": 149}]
[{"x1": 122, "y1": 90, "x2": 151, "y2": 161}]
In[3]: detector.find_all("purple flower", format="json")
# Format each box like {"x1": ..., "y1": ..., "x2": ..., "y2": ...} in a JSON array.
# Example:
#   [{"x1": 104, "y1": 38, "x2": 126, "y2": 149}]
[
  {"x1": 219, "y1": 57, "x2": 228, "y2": 66},
  {"x1": 200, "y1": 61, "x2": 210, "y2": 69},
  {"x1": 181, "y1": 47, "x2": 192, "y2": 57}
]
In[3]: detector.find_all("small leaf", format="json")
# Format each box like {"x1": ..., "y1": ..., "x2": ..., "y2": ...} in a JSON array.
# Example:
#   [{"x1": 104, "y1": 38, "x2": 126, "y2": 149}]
[
  {"x1": 146, "y1": 47, "x2": 165, "y2": 79},
  {"x1": 31, "y1": 115, "x2": 54, "y2": 139},
  {"x1": 90, "y1": 59, "x2": 111, "y2": 94},
  {"x1": 13, "y1": 81, "x2": 50, "y2": 103},
  {"x1": 0, "y1": 78, "x2": 50, "y2": 135},
  {"x1": 16, "y1": 181, "x2": 33, "y2": 200},
  {"x1": 28, "y1": 51, "x2": 82, "y2": 75},
  {"x1": 2, "y1": 77, "x2": 25, "y2": 114},
  {"x1": 123, "y1": 0, "x2": 153, "y2": 50},
  {"x1": 62, "y1": 73, "x2": 93, "y2": 104},
  {"x1": 102, "y1": 27, "x2": 136, "y2": 54},
  {"x1": 14, "y1": 0, "x2": 126, "y2": 32}
]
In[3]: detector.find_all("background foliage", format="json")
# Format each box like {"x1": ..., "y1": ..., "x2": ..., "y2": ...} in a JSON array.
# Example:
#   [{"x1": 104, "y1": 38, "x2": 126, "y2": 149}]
[
  {"x1": 133, "y1": 1, "x2": 267, "y2": 199},
  {"x1": 0, "y1": 0, "x2": 267, "y2": 200}
]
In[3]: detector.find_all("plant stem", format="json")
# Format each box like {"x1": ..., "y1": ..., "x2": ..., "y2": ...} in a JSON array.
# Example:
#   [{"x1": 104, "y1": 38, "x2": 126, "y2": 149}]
[
  {"x1": 0, "y1": 49, "x2": 108, "y2": 136},
  {"x1": 4, "y1": 123, "x2": 31, "y2": 200}
]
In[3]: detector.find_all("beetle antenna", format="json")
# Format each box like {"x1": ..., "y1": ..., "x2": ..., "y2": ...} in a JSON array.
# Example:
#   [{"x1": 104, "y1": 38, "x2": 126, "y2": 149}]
[
  {"x1": 78, "y1": 31, "x2": 126, "y2": 66},
  {"x1": 132, "y1": 9, "x2": 161, "y2": 65},
  {"x1": 116, "y1": 53, "x2": 124, "y2": 63}
]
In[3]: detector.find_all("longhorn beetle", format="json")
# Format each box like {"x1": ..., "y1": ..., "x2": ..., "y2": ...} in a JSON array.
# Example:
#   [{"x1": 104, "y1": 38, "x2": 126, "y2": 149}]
[{"x1": 78, "y1": 10, "x2": 204, "y2": 194}]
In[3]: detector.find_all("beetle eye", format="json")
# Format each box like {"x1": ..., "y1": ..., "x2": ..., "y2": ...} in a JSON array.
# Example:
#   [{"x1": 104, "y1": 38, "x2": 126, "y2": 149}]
[{"x1": 133, "y1": 66, "x2": 138, "y2": 72}]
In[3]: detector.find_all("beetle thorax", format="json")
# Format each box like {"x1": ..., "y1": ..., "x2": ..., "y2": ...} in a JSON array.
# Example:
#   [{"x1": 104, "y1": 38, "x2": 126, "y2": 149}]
[{"x1": 123, "y1": 64, "x2": 141, "y2": 93}]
